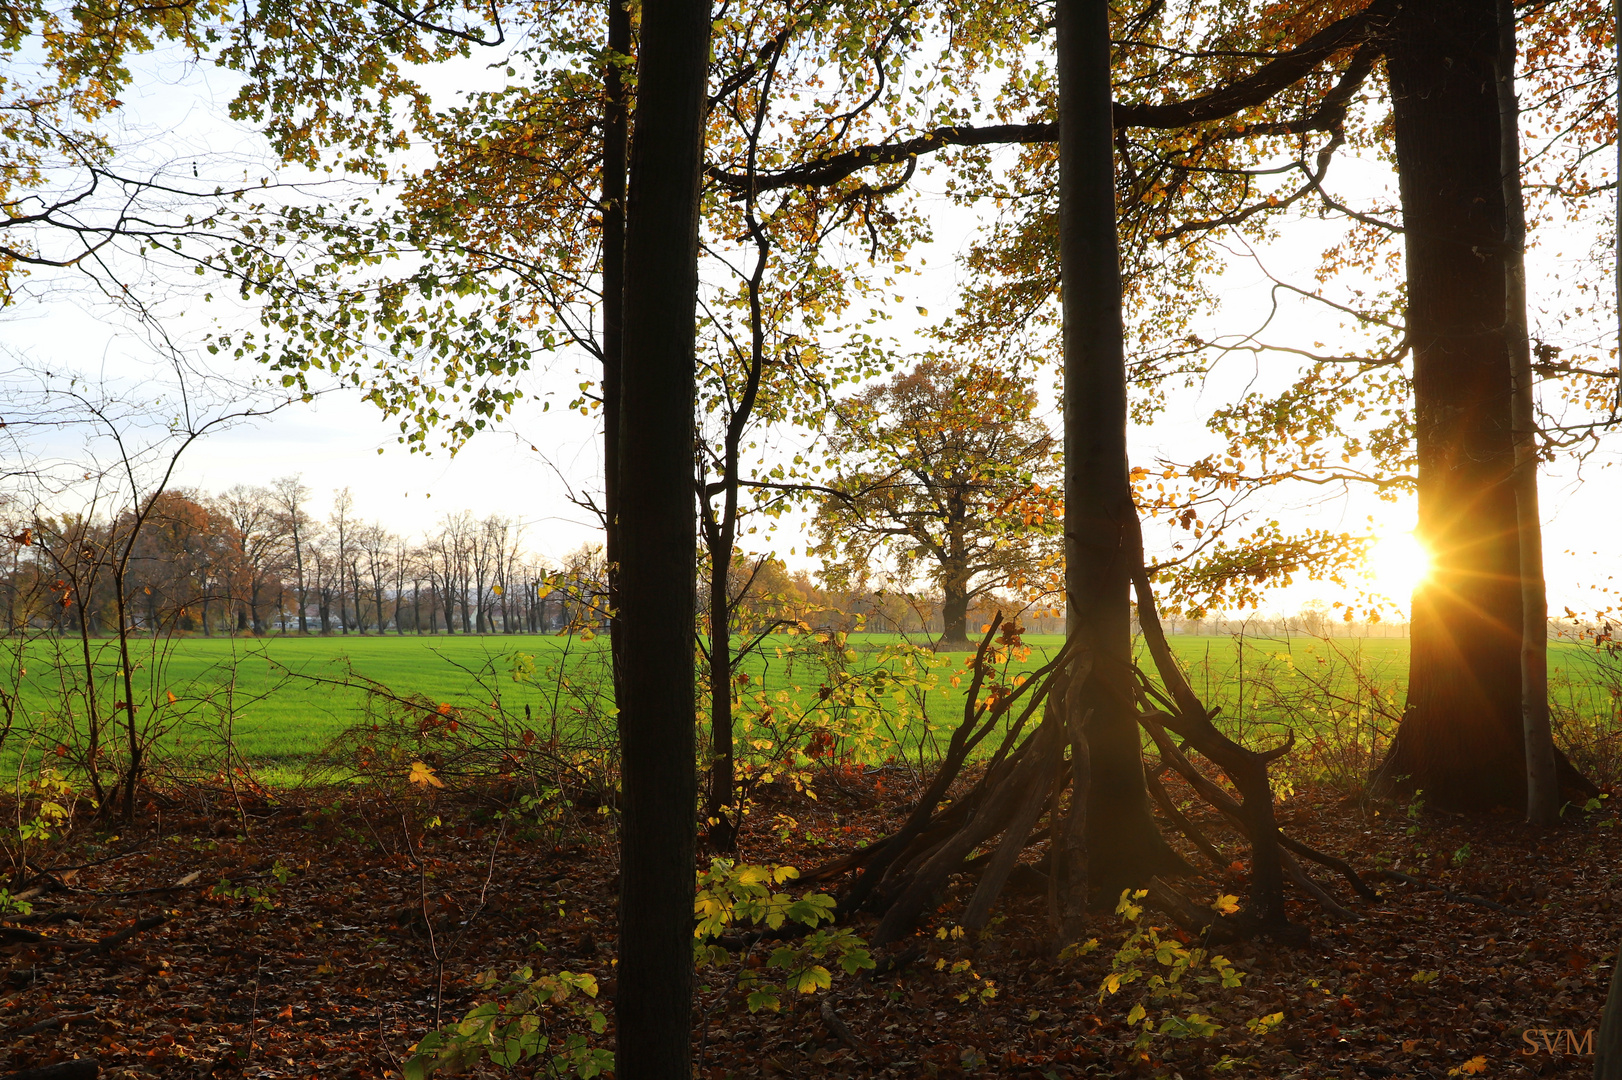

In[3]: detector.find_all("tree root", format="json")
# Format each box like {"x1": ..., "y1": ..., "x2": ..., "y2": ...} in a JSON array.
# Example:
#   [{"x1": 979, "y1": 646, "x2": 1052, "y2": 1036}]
[
  {"x1": 805, "y1": 538, "x2": 1382, "y2": 945},
  {"x1": 1370, "y1": 869, "x2": 1528, "y2": 915}
]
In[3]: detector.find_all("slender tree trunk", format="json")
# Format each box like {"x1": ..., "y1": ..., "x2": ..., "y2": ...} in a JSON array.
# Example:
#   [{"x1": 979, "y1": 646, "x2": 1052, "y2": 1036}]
[
  {"x1": 1056, "y1": 0, "x2": 1187, "y2": 896},
  {"x1": 603, "y1": 0, "x2": 629, "y2": 672},
  {"x1": 295, "y1": 532, "x2": 307, "y2": 632},
  {"x1": 1496, "y1": 0, "x2": 1558, "y2": 825},
  {"x1": 1379, "y1": 0, "x2": 1526, "y2": 810},
  {"x1": 614, "y1": 0, "x2": 709, "y2": 1072},
  {"x1": 706, "y1": 550, "x2": 735, "y2": 848}
]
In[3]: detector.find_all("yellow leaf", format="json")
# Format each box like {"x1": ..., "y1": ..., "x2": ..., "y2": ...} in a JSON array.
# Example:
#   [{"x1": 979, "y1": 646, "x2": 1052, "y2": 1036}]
[
  {"x1": 409, "y1": 761, "x2": 444, "y2": 788},
  {"x1": 166, "y1": 691, "x2": 177, "y2": 704}
]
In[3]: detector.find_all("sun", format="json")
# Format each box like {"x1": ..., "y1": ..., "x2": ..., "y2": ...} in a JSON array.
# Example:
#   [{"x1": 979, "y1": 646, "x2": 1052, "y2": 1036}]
[{"x1": 1364, "y1": 532, "x2": 1431, "y2": 603}]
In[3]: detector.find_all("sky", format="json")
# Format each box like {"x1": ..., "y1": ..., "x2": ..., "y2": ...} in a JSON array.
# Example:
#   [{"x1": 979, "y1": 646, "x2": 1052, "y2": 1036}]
[{"x1": 4, "y1": 28, "x2": 1619, "y2": 622}]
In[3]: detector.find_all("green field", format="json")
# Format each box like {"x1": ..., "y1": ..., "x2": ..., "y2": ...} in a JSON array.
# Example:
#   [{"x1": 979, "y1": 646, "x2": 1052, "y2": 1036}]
[{"x1": 5, "y1": 631, "x2": 1616, "y2": 773}]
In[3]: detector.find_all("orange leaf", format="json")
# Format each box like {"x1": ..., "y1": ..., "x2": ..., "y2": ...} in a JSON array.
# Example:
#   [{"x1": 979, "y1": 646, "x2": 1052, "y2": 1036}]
[{"x1": 409, "y1": 761, "x2": 444, "y2": 789}]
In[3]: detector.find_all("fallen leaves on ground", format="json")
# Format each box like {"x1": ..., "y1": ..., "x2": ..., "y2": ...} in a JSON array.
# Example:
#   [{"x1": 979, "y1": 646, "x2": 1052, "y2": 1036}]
[{"x1": 1, "y1": 773, "x2": 1614, "y2": 1078}]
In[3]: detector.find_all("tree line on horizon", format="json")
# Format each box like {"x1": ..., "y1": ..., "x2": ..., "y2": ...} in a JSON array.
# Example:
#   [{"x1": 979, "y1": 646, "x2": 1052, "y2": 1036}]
[{"x1": 3, "y1": 481, "x2": 556, "y2": 637}]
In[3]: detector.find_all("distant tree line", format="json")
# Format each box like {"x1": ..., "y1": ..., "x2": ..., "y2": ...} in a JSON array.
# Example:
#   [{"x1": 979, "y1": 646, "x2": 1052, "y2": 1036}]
[
  {"x1": 0, "y1": 479, "x2": 594, "y2": 637},
  {"x1": 3, "y1": 480, "x2": 1067, "y2": 641}
]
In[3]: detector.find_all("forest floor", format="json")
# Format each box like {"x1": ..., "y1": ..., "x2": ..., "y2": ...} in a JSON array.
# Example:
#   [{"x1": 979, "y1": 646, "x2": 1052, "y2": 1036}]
[{"x1": 1, "y1": 770, "x2": 1615, "y2": 1080}]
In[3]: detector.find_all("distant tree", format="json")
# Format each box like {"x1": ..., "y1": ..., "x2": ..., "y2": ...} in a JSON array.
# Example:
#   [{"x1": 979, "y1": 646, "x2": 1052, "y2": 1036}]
[
  {"x1": 720, "y1": 555, "x2": 809, "y2": 635},
  {"x1": 216, "y1": 485, "x2": 289, "y2": 633},
  {"x1": 270, "y1": 476, "x2": 312, "y2": 633},
  {"x1": 127, "y1": 490, "x2": 237, "y2": 634},
  {"x1": 813, "y1": 357, "x2": 1062, "y2": 647},
  {"x1": 308, "y1": 535, "x2": 336, "y2": 634},
  {"x1": 328, "y1": 489, "x2": 355, "y2": 633},
  {"x1": 392, "y1": 535, "x2": 412, "y2": 635}
]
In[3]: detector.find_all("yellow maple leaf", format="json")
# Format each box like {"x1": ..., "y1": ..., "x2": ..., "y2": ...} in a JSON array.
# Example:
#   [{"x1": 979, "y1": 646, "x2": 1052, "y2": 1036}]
[
  {"x1": 409, "y1": 761, "x2": 444, "y2": 789},
  {"x1": 1448, "y1": 1056, "x2": 1488, "y2": 1077}
]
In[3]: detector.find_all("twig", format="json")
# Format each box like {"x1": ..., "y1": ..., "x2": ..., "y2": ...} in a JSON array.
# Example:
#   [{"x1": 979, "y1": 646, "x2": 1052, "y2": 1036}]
[
  {"x1": 820, "y1": 997, "x2": 867, "y2": 1059},
  {"x1": 28, "y1": 848, "x2": 150, "y2": 879},
  {"x1": 57, "y1": 915, "x2": 165, "y2": 954},
  {"x1": 246, "y1": 956, "x2": 262, "y2": 1063},
  {"x1": 1, "y1": 1059, "x2": 100, "y2": 1080},
  {"x1": 457, "y1": 818, "x2": 507, "y2": 938},
  {"x1": 1370, "y1": 869, "x2": 1528, "y2": 915},
  {"x1": 5, "y1": 906, "x2": 91, "y2": 926},
  {"x1": 401, "y1": 814, "x2": 445, "y2": 1026},
  {"x1": 1, "y1": 1010, "x2": 100, "y2": 1039}
]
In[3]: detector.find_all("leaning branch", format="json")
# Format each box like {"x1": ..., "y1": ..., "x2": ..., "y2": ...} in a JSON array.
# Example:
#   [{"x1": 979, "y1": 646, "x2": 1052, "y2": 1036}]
[{"x1": 708, "y1": 0, "x2": 1396, "y2": 194}]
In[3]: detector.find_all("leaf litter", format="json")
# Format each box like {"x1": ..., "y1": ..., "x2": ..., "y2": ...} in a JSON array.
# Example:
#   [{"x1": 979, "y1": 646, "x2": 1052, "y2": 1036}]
[{"x1": 1, "y1": 773, "x2": 1615, "y2": 1078}]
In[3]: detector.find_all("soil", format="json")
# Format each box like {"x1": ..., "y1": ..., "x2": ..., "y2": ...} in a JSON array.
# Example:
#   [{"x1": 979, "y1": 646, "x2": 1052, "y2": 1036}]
[{"x1": 1, "y1": 771, "x2": 1614, "y2": 1078}]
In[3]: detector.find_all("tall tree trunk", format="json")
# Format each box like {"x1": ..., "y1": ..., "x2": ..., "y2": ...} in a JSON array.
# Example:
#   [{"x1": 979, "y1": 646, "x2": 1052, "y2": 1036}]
[
  {"x1": 1056, "y1": 0, "x2": 1187, "y2": 896},
  {"x1": 602, "y1": 0, "x2": 629, "y2": 674},
  {"x1": 613, "y1": 0, "x2": 709, "y2": 1073},
  {"x1": 1379, "y1": 0, "x2": 1526, "y2": 811},
  {"x1": 1496, "y1": 0, "x2": 1557, "y2": 825}
]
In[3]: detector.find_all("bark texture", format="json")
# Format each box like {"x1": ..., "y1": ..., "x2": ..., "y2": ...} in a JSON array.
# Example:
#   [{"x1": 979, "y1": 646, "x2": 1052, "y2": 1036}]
[
  {"x1": 1494, "y1": 0, "x2": 1558, "y2": 824},
  {"x1": 1380, "y1": 0, "x2": 1526, "y2": 810},
  {"x1": 613, "y1": 0, "x2": 710, "y2": 1073},
  {"x1": 1057, "y1": 0, "x2": 1186, "y2": 889}
]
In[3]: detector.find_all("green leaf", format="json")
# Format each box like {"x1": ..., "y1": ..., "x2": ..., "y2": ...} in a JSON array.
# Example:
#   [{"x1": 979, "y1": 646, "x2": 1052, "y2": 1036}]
[{"x1": 789, "y1": 966, "x2": 832, "y2": 994}]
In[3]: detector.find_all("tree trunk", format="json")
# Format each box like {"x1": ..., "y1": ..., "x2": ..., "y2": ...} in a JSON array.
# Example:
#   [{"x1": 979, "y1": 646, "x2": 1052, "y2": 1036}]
[
  {"x1": 1496, "y1": 0, "x2": 1558, "y2": 825},
  {"x1": 705, "y1": 549, "x2": 736, "y2": 850},
  {"x1": 939, "y1": 578, "x2": 969, "y2": 647},
  {"x1": 1380, "y1": 0, "x2": 1526, "y2": 811},
  {"x1": 1597, "y1": 943, "x2": 1622, "y2": 1078},
  {"x1": 1056, "y1": 0, "x2": 1187, "y2": 894},
  {"x1": 602, "y1": 0, "x2": 629, "y2": 682},
  {"x1": 613, "y1": 0, "x2": 709, "y2": 1073}
]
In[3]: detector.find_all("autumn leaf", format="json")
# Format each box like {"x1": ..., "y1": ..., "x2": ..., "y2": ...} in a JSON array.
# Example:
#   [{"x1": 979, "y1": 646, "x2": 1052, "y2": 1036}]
[{"x1": 409, "y1": 761, "x2": 444, "y2": 788}]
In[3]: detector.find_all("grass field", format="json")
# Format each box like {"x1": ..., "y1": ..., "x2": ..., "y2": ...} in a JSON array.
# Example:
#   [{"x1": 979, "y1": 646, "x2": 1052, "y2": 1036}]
[{"x1": 5, "y1": 630, "x2": 1616, "y2": 773}]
